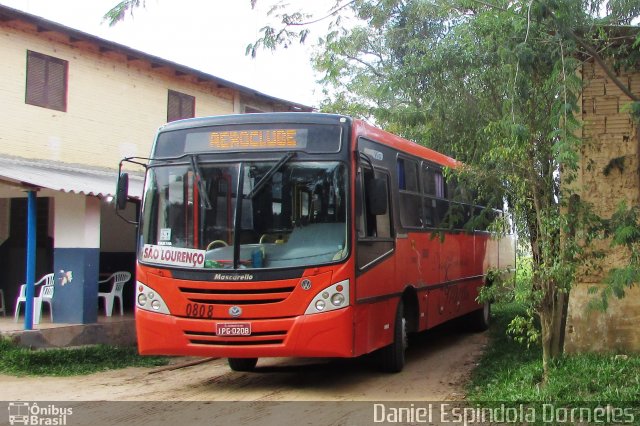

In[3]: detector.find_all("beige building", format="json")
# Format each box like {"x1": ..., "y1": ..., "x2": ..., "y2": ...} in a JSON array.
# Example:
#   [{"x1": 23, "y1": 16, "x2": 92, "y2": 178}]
[
  {"x1": 0, "y1": 4, "x2": 311, "y2": 326},
  {"x1": 565, "y1": 54, "x2": 640, "y2": 353}
]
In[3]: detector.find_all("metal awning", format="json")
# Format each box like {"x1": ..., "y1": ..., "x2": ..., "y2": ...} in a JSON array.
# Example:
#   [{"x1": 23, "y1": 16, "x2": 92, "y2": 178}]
[{"x1": 0, "y1": 155, "x2": 144, "y2": 199}]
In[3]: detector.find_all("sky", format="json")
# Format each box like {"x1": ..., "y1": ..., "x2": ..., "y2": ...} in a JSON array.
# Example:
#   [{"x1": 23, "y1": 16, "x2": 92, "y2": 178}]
[{"x1": 0, "y1": 0, "x2": 335, "y2": 107}]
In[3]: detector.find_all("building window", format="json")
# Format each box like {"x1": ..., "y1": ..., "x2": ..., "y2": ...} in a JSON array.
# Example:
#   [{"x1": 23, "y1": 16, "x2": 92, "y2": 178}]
[
  {"x1": 25, "y1": 50, "x2": 68, "y2": 112},
  {"x1": 244, "y1": 106, "x2": 264, "y2": 114},
  {"x1": 167, "y1": 90, "x2": 195, "y2": 122}
]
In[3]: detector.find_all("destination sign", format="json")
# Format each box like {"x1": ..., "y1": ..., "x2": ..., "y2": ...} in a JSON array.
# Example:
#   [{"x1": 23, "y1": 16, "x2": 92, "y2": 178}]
[
  {"x1": 209, "y1": 129, "x2": 308, "y2": 150},
  {"x1": 157, "y1": 124, "x2": 341, "y2": 157},
  {"x1": 141, "y1": 244, "x2": 205, "y2": 268}
]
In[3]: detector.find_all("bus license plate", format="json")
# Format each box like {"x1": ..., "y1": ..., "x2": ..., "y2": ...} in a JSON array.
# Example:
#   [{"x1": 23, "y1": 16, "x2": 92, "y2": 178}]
[{"x1": 216, "y1": 323, "x2": 251, "y2": 336}]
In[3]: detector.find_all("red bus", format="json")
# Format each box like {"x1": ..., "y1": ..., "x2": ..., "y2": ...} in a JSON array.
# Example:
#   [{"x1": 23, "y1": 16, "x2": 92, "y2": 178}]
[{"x1": 117, "y1": 113, "x2": 515, "y2": 372}]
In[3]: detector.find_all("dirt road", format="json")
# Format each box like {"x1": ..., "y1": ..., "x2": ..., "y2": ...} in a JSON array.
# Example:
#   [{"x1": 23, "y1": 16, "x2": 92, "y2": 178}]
[
  {"x1": 0, "y1": 326, "x2": 487, "y2": 426},
  {"x1": 1, "y1": 324, "x2": 487, "y2": 402}
]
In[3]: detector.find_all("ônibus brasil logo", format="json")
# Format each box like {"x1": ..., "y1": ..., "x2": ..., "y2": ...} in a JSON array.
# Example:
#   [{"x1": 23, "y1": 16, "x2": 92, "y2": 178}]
[{"x1": 8, "y1": 402, "x2": 72, "y2": 425}]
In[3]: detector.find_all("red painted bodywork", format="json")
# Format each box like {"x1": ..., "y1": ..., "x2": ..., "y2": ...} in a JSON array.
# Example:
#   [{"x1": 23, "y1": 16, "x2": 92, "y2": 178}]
[{"x1": 136, "y1": 118, "x2": 511, "y2": 359}]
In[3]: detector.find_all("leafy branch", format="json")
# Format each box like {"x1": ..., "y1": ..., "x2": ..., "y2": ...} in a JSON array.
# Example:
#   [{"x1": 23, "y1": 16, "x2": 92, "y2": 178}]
[
  {"x1": 103, "y1": 0, "x2": 145, "y2": 26},
  {"x1": 247, "y1": 0, "x2": 356, "y2": 57}
]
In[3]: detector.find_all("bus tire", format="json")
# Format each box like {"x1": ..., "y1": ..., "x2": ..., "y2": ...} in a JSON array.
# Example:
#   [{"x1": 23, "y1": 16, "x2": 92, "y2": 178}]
[
  {"x1": 228, "y1": 357, "x2": 258, "y2": 372},
  {"x1": 380, "y1": 300, "x2": 407, "y2": 373},
  {"x1": 467, "y1": 301, "x2": 491, "y2": 332}
]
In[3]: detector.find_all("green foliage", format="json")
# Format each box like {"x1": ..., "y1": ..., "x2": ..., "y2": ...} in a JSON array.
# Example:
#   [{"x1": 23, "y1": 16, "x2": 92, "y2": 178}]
[
  {"x1": 103, "y1": 0, "x2": 144, "y2": 26},
  {"x1": 508, "y1": 314, "x2": 542, "y2": 347},
  {"x1": 0, "y1": 338, "x2": 168, "y2": 376},
  {"x1": 589, "y1": 202, "x2": 640, "y2": 311},
  {"x1": 625, "y1": 101, "x2": 640, "y2": 123},
  {"x1": 468, "y1": 303, "x2": 640, "y2": 404},
  {"x1": 482, "y1": 258, "x2": 542, "y2": 347}
]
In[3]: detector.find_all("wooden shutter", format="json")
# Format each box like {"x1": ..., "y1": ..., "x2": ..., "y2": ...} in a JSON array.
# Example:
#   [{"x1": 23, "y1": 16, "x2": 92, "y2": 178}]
[
  {"x1": 25, "y1": 53, "x2": 46, "y2": 106},
  {"x1": 47, "y1": 59, "x2": 67, "y2": 111},
  {"x1": 167, "y1": 90, "x2": 195, "y2": 122},
  {"x1": 25, "y1": 51, "x2": 68, "y2": 112}
]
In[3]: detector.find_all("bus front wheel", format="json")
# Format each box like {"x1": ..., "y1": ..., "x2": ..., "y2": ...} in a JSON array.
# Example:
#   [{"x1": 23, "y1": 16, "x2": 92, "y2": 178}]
[
  {"x1": 380, "y1": 300, "x2": 407, "y2": 373},
  {"x1": 228, "y1": 357, "x2": 258, "y2": 372}
]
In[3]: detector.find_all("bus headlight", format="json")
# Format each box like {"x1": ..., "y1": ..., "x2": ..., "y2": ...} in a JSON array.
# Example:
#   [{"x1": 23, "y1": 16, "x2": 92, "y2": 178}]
[
  {"x1": 331, "y1": 293, "x2": 345, "y2": 307},
  {"x1": 136, "y1": 282, "x2": 170, "y2": 315},
  {"x1": 137, "y1": 293, "x2": 148, "y2": 306},
  {"x1": 305, "y1": 280, "x2": 349, "y2": 315}
]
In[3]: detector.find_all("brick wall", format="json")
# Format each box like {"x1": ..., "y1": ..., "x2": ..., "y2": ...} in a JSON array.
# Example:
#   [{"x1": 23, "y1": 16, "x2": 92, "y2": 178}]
[{"x1": 565, "y1": 59, "x2": 640, "y2": 353}]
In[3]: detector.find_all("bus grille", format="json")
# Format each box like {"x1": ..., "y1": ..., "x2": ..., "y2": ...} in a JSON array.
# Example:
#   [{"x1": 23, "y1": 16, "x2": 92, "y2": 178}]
[
  {"x1": 178, "y1": 286, "x2": 295, "y2": 305},
  {"x1": 183, "y1": 330, "x2": 287, "y2": 346}
]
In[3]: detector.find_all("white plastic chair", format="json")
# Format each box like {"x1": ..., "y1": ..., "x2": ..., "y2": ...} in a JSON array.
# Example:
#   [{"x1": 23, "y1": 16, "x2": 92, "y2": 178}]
[
  {"x1": 98, "y1": 271, "x2": 131, "y2": 316},
  {"x1": 14, "y1": 273, "x2": 55, "y2": 324}
]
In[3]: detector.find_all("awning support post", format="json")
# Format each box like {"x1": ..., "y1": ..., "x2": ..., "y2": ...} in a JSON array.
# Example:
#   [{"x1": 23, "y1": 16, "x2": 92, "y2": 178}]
[{"x1": 24, "y1": 190, "x2": 37, "y2": 330}]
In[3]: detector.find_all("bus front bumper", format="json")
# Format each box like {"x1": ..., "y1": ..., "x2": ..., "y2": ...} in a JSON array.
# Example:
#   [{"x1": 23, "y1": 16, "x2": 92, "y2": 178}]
[{"x1": 136, "y1": 307, "x2": 354, "y2": 358}]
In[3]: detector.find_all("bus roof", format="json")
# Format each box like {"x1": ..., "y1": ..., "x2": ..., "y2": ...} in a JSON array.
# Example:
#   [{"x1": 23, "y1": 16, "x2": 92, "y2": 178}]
[
  {"x1": 352, "y1": 119, "x2": 459, "y2": 169},
  {"x1": 158, "y1": 112, "x2": 459, "y2": 169}
]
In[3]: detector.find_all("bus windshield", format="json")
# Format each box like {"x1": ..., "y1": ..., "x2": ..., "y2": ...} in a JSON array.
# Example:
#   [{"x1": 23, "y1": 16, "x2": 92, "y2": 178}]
[{"x1": 140, "y1": 160, "x2": 348, "y2": 270}]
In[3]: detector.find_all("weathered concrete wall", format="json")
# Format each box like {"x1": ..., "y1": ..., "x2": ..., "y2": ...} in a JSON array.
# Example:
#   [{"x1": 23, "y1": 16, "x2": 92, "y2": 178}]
[
  {"x1": 4, "y1": 318, "x2": 136, "y2": 348},
  {"x1": 565, "y1": 60, "x2": 640, "y2": 353}
]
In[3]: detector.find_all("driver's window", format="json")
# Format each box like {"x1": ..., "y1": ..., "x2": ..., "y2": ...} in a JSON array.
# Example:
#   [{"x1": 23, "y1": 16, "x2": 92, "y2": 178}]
[{"x1": 356, "y1": 163, "x2": 393, "y2": 269}]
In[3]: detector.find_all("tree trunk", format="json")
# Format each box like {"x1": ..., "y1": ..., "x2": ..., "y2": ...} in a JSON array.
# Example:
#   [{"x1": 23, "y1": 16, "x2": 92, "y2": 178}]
[
  {"x1": 550, "y1": 291, "x2": 569, "y2": 357},
  {"x1": 540, "y1": 306, "x2": 554, "y2": 384},
  {"x1": 548, "y1": 194, "x2": 578, "y2": 363},
  {"x1": 539, "y1": 281, "x2": 567, "y2": 382}
]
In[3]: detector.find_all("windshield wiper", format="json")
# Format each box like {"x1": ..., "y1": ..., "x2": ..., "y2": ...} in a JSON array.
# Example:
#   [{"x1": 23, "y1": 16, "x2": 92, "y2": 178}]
[
  {"x1": 189, "y1": 154, "x2": 212, "y2": 210},
  {"x1": 247, "y1": 151, "x2": 296, "y2": 199}
]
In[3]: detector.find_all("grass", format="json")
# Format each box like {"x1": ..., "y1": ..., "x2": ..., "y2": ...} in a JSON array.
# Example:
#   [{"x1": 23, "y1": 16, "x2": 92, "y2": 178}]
[
  {"x1": 470, "y1": 256, "x2": 640, "y2": 403},
  {"x1": 0, "y1": 338, "x2": 169, "y2": 376},
  {"x1": 466, "y1": 302, "x2": 640, "y2": 422}
]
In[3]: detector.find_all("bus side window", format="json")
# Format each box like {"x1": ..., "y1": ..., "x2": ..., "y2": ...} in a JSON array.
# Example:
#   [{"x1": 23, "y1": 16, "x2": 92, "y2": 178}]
[
  {"x1": 398, "y1": 157, "x2": 422, "y2": 228},
  {"x1": 357, "y1": 164, "x2": 394, "y2": 269},
  {"x1": 360, "y1": 167, "x2": 391, "y2": 238},
  {"x1": 423, "y1": 164, "x2": 446, "y2": 227}
]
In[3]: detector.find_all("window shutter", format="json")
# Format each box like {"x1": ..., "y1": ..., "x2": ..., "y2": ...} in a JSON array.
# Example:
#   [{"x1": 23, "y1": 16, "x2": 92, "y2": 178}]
[
  {"x1": 26, "y1": 53, "x2": 46, "y2": 106},
  {"x1": 167, "y1": 90, "x2": 195, "y2": 122},
  {"x1": 25, "y1": 51, "x2": 68, "y2": 112},
  {"x1": 182, "y1": 93, "x2": 194, "y2": 118},
  {"x1": 47, "y1": 59, "x2": 67, "y2": 111},
  {"x1": 167, "y1": 91, "x2": 180, "y2": 122}
]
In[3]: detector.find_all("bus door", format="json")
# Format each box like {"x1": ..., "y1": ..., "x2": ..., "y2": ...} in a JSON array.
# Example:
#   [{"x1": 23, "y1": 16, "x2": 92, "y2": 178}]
[{"x1": 353, "y1": 162, "x2": 396, "y2": 354}]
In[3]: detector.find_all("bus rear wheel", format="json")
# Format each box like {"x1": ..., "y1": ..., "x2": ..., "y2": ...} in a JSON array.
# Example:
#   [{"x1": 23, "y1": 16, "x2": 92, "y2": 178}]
[
  {"x1": 466, "y1": 301, "x2": 491, "y2": 332},
  {"x1": 380, "y1": 300, "x2": 407, "y2": 373},
  {"x1": 228, "y1": 357, "x2": 258, "y2": 372}
]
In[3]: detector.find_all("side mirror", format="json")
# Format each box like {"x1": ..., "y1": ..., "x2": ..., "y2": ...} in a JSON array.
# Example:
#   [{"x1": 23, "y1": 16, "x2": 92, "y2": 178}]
[
  {"x1": 367, "y1": 178, "x2": 388, "y2": 216},
  {"x1": 116, "y1": 173, "x2": 129, "y2": 210}
]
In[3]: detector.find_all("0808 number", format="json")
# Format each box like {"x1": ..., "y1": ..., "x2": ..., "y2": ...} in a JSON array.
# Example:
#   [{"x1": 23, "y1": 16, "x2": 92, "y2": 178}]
[{"x1": 185, "y1": 303, "x2": 213, "y2": 319}]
